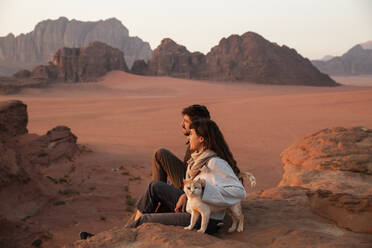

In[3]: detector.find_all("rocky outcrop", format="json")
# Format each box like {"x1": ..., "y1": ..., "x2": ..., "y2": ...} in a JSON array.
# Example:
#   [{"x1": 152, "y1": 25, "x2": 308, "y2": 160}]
[
  {"x1": 0, "y1": 76, "x2": 48, "y2": 95},
  {"x1": 0, "y1": 101, "x2": 82, "y2": 248},
  {"x1": 64, "y1": 224, "x2": 252, "y2": 248},
  {"x1": 0, "y1": 100, "x2": 79, "y2": 188},
  {"x1": 0, "y1": 100, "x2": 80, "y2": 233},
  {"x1": 0, "y1": 141, "x2": 30, "y2": 189},
  {"x1": 0, "y1": 101, "x2": 29, "y2": 188},
  {"x1": 130, "y1": 59, "x2": 149, "y2": 75},
  {"x1": 0, "y1": 41, "x2": 128, "y2": 94},
  {"x1": 312, "y1": 44, "x2": 372, "y2": 75},
  {"x1": 49, "y1": 41, "x2": 128, "y2": 82},
  {"x1": 31, "y1": 64, "x2": 56, "y2": 80},
  {"x1": 65, "y1": 186, "x2": 372, "y2": 248},
  {"x1": 133, "y1": 33, "x2": 338, "y2": 86},
  {"x1": 279, "y1": 126, "x2": 372, "y2": 234},
  {"x1": 279, "y1": 126, "x2": 372, "y2": 194},
  {"x1": 307, "y1": 190, "x2": 372, "y2": 234},
  {"x1": 21, "y1": 126, "x2": 78, "y2": 166},
  {"x1": 146, "y1": 38, "x2": 206, "y2": 79},
  {"x1": 0, "y1": 17, "x2": 152, "y2": 76},
  {"x1": 0, "y1": 101, "x2": 28, "y2": 142},
  {"x1": 0, "y1": 217, "x2": 34, "y2": 248}
]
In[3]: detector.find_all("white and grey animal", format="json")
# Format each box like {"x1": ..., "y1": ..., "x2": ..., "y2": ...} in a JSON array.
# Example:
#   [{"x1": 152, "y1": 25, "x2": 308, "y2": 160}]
[{"x1": 184, "y1": 172, "x2": 256, "y2": 233}]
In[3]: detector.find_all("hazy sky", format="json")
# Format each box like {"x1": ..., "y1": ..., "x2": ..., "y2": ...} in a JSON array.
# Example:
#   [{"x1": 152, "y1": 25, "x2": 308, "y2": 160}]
[{"x1": 0, "y1": 0, "x2": 371, "y2": 60}]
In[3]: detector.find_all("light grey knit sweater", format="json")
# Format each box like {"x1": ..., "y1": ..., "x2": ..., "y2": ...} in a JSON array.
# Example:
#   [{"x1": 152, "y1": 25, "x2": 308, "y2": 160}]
[{"x1": 185, "y1": 151, "x2": 246, "y2": 220}]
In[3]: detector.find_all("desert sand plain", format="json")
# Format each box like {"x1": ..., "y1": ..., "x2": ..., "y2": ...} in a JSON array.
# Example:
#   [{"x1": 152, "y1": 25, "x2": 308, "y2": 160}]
[{"x1": 2, "y1": 71, "x2": 372, "y2": 247}]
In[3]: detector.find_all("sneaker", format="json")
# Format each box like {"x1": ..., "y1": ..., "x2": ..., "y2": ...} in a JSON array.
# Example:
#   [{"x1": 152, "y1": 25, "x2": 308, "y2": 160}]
[{"x1": 80, "y1": 232, "x2": 94, "y2": 240}]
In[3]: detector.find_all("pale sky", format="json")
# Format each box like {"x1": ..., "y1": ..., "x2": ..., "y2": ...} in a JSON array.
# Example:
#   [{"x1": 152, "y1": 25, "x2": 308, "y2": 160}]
[{"x1": 0, "y1": 0, "x2": 371, "y2": 60}]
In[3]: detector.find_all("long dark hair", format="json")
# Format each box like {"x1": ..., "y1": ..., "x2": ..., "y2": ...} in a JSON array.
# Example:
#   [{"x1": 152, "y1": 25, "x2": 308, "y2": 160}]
[{"x1": 190, "y1": 119, "x2": 241, "y2": 178}]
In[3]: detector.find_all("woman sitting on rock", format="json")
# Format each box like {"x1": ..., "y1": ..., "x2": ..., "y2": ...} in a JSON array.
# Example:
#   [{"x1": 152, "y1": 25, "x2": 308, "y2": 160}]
[{"x1": 126, "y1": 118, "x2": 246, "y2": 234}]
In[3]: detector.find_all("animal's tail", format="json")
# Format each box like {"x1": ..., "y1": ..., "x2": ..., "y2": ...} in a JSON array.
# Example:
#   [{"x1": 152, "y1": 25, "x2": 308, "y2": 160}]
[{"x1": 239, "y1": 171, "x2": 256, "y2": 189}]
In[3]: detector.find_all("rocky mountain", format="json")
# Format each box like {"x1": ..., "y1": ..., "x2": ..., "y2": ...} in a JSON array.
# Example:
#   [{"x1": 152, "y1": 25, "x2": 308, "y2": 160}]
[
  {"x1": 0, "y1": 17, "x2": 152, "y2": 76},
  {"x1": 33, "y1": 41, "x2": 128, "y2": 82},
  {"x1": 321, "y1": 55, "x2": 334, "y2": 61},
  {"x1": 312, "y1": 43, "x2": 372, "y2": 75},
  {"x1": 0, "y1": 41, "x2": 127, "y2": 94},
  {"x1": 144, "y1": 38, "x2": 206, "y2": 79},
  {"x1": 132, "y1": 32, "x2": 337, "y2": 86}
]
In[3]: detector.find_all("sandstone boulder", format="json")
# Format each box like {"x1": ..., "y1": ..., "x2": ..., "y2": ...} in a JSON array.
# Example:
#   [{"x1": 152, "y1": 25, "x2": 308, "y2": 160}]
[
  {"x1": 279, "y1": 126, "x2": 372, "y2": 194},
  {"x1": 307, "y1": 189, "x2": 372, "y2": 234},
  {"x1": 24, "y1": 126, "x2": 78, "y2": 166},
  {"x1": 0, "y1": 100, "x2": 79, "y2": 188},
  {"x1": 279, "y1": 126, "x2": 372, "y2": 234},
  {"x1": 0, "y1": 100, "x2": 85, "y2": 248}
]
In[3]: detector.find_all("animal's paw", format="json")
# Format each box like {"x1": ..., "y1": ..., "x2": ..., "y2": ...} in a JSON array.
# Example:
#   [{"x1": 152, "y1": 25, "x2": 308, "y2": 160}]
[
  {"x1": 184, "y1": 225, "x2": 193, "y2": 230},
  {"x1": 228, "y1": 227, "x2": 235, "y2": 232},
  {"x1": 197, "y1": 229, "x2": 206, "y2": 233},
  {"x1": 237, "y1": 226, "x2": 244, "y2": 232}
]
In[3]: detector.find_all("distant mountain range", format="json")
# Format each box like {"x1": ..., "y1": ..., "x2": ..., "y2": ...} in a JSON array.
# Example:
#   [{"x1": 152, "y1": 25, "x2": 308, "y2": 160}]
[
  {"x1": 320, "y1": 55, "x2": 335, "y2": 62},
  {"x1": 0, "y1": 16, "x2": 340, "y2": 86},
  {"x1": 132, "y1": 32, "x2": 337, "y2": 86},
  {"x1": 0, "y1": 17, "x2": 152, "y2": 76},
  {"x1": 312, "y1": 41, "x2": 372, "y2": 75},
  {"x1": 361, "y1": 41, "x2": 372, "y2": 50}
]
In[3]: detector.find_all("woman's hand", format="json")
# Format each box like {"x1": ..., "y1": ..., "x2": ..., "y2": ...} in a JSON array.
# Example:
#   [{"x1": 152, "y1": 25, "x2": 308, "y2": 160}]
[{"x1": 174, "y1": 193, "x2": 187, "y2": 213}]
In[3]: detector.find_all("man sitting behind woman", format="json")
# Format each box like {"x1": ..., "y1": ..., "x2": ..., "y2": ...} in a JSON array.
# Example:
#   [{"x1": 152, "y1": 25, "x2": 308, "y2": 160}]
[{"x1": 127, "y1": 119, "x2": 246, "y2": 234}]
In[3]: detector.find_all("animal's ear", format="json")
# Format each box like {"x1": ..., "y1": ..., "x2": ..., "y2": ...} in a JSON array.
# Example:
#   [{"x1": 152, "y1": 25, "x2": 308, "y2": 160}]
[{"x1": 196, "y1": 178, "x2": 201, "y2": 183}]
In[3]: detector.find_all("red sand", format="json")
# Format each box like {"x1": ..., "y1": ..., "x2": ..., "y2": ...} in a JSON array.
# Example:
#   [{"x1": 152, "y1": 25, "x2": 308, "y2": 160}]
[{"x1": 2, "y1": 71, "x2": 372, "y2": 246}]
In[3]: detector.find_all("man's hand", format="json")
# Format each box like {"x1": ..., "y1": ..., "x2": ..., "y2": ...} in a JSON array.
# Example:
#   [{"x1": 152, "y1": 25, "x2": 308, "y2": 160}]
[{"x1": 174, "y1": 193, "x2": 187, "y2": 213}]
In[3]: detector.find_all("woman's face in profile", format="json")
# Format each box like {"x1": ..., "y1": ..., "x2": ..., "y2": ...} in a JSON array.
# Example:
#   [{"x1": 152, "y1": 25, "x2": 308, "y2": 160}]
[{"x1": 188, "y1": 128, "x2": 204, "y2": 152}]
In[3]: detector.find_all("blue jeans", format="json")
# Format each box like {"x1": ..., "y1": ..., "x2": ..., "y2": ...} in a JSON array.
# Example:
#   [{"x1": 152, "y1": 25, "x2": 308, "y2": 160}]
[{"x1": 128, "y1": 180, "x2": 221, "y2": 234}]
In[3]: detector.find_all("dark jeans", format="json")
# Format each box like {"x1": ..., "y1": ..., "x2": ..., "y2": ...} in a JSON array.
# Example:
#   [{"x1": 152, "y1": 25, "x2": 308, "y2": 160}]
[
  {"x1": 152, "y1": 148, "x2": 187, "y2": 189},
  {"x1": 128, "y1": 180, "x2": 221, "y2": 234}
]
